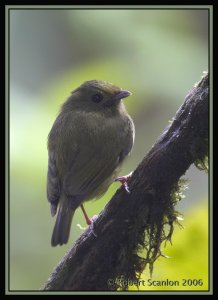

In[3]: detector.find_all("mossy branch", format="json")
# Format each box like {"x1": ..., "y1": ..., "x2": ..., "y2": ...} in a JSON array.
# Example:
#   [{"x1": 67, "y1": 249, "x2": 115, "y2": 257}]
[{"x1": 42, "y1": 72, "x2": 208, "y2": 291}]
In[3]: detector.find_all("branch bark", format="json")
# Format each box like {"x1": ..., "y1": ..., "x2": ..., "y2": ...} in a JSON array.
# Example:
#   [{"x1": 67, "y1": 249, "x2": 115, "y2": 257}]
[{"x1": 42, "y1": 72, "x2": 208, "y2": 291}]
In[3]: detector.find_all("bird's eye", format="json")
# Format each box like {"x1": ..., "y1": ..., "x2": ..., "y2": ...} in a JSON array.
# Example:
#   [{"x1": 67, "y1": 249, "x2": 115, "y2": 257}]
[{"x1": 91, "y1": 93, "x2": 103, "y2": 103}]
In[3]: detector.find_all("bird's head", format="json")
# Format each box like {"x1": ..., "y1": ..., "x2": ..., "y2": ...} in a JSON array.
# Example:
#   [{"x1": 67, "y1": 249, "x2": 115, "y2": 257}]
[{"x1": 61, "y1": 80, "x2": 132, "y2": 114}]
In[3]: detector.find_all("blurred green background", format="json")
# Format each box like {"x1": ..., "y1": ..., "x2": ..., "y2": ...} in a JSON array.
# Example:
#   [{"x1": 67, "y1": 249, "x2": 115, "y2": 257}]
[{"x1": 9, "y1": 8, "x2": 209, "y2": 291}]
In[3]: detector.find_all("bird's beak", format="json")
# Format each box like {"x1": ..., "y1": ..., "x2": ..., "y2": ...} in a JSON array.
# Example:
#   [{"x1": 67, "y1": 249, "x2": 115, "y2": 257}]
[{"x1": 114, "y1": 90, "x2": 132, "y2": 101}]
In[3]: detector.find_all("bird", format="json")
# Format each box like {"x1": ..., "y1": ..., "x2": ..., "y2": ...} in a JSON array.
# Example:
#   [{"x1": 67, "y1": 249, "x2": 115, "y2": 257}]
[{"x1": 47, "y1": 80, "x2": 135, "y2": 246}]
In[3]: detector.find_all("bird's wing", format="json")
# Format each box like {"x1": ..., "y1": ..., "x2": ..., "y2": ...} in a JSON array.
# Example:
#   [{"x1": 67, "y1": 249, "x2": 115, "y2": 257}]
[
  {"x1": 63, "y1": 147, "x2": 120, "y2": 199},
  {"x1": 47, "y1": 151, "x2": 61, "y2": 216},
  {"x1": 47, "y1": 113, "x2": 80, "y2": 216}
]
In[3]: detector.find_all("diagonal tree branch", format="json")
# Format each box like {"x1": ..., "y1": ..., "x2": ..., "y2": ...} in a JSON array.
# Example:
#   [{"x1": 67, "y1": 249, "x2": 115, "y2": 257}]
[{"x1": 42, "y1": 72, "x2": 208, "y2": 291}]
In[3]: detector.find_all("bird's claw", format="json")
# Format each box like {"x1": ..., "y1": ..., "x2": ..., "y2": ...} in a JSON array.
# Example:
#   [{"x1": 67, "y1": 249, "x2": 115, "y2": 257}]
[
  {"x1": 115, "y1": 171, "x2": 133, "y2": 194},
  {"x1": 77, "y1": 214, "x2": 98, "y2": 237}
]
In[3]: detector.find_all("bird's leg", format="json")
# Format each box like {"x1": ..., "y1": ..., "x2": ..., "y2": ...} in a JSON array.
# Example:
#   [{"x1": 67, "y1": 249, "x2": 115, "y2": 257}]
[
  {"x1": 80, "y1": 204, "x2": 98, "y2": 237},
  {"x1": 115, "y1": 171, "x2": 133, "y2": 193},
  {"x1": 80, "y1": 204, "x2": 91, "y2": 225}
]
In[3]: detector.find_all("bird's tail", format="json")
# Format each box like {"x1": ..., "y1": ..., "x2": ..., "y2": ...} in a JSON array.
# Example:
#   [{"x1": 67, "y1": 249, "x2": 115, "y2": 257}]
[{"x1": 51, "y1": 197, "x2": 75, "y2": 247}]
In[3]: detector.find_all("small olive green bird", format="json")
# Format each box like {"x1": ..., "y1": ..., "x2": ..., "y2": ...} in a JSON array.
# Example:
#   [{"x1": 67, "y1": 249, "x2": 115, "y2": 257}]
[{"x1": 47, "y1": 80, "x2": 135, "y2": 246}]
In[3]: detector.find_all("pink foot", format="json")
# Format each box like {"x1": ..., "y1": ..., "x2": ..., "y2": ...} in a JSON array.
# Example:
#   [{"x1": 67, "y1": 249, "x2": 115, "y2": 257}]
[{"x1": 115, "y1": 171, "x2": 133, "y2": 193}]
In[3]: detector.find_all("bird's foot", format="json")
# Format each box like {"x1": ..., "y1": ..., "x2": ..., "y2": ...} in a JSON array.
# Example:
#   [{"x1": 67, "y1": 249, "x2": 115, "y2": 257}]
[{"x1": 115, "y1": 171, "x2": 133, "y2": 193}]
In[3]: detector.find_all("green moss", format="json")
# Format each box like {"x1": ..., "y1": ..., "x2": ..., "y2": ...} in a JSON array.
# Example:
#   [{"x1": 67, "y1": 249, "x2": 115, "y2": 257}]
[{"x1": 126, "y1": 178, "x2": 189, "y2": 290}]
